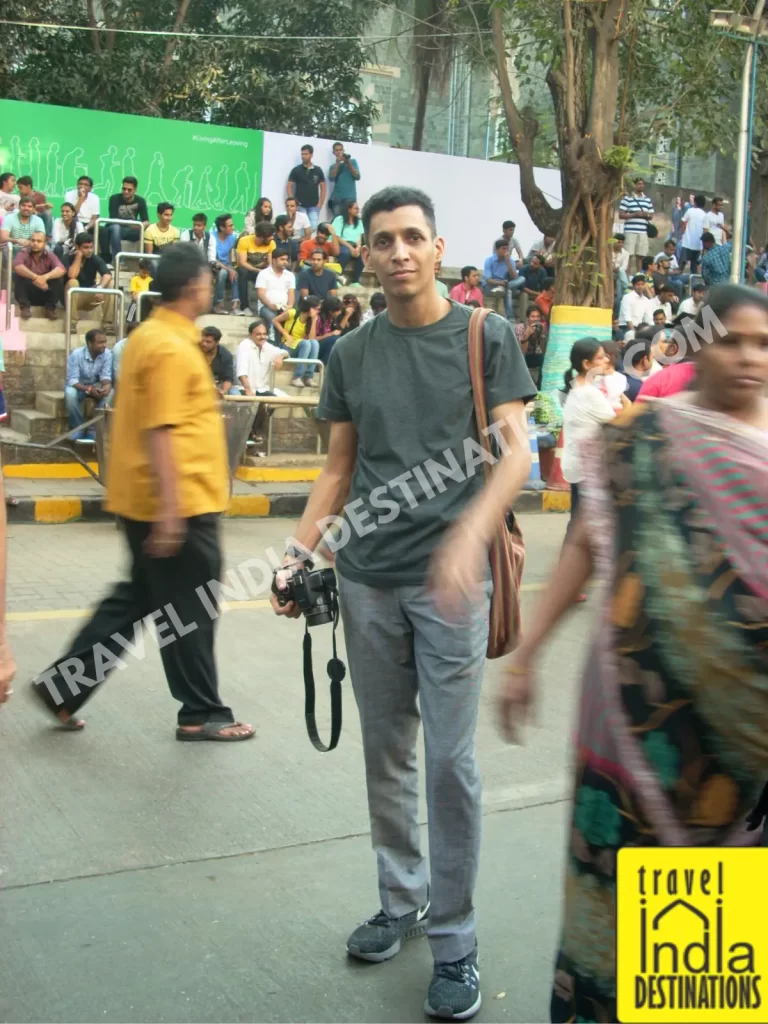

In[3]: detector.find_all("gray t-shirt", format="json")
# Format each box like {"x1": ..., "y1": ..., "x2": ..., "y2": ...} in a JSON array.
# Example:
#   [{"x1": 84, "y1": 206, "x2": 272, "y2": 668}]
[{"x1": 317, "y1": 301, "x2": 535, "y2": 587}]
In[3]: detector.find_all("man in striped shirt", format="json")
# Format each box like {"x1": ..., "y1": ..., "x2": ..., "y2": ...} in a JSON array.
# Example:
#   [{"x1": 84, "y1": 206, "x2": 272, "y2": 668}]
[{"x1": 618, "y1": 177, "x2": 654, "y2": 274}]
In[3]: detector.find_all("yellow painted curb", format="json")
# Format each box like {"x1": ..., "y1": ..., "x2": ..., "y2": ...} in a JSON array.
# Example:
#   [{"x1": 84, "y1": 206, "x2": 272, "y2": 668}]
[
  {"x1": 542, "y1": 490, "x2": 571, "y2": 513},
  {"x1": 224, "y1": 494, "x2": 271, "y2": 517},
  {"x1": 35, "y1": 497, "x2": 83, "y2": 523},
  {"x1": 4, "y1": 463, "x2": 99, "y2": 479},
  {"x1": 235, "y1": 466, "x2": 322, "y2": 483},
  {"x1": 550, "y1": 305, "x2": 612, "y2": 327}
]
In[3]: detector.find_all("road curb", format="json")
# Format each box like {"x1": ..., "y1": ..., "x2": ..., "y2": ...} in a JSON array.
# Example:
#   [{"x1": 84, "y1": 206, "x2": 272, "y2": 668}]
[{"x1": 6, "y1": 488, "x2": 570, "y2": 524}]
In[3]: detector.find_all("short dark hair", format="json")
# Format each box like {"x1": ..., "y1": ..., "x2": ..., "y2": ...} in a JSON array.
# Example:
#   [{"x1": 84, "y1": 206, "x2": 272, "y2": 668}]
[
  {"x1": 255, "y1": 221, "x2": 274, "y2": 238},
  {"x1": 614, "y1": 232, "x2": 625, "y2": 242},
  {"x1": 461, "y1": 265, "x2": 477, "y2": 281},
  {"x1": 694, "y1": 194, "x2": 706, "y2": 207},
  {"x1": 122, "y1": 176, "x2": 138, "y2": 188},
  {"x1": 310, "y1": 248, "x2": 326, "y2": 259},
  {"x1": 274, "y1": 214, "x2": 290, "y2": 231},
  {"x1": 138, "y1": 258, "x2": 152, "y2": 272},
  {"x1": 641, "y1": 255, "x2": 655, "y2": 270},
  {"x1": 0, "y1": 172, "x2": 15, "y2": 187},
  {"x1": 18, "y1": 196, "x2": 35, "y2": 207},
  {"x1": 494, "y1": 237, "x2": 509, "y2": 251},
  {"x1": 701, "y1": 231, "x2": 716, "y2": 245},
  {"x1": 202, "y1": 325, "x2": 222, "y2": 342},
  {"x1": 661, "y1": 284, "x2": 676, "y2": 294},
  {"x1": 85, "y1": 328, "x2": 105, "y2": 345},
  {"x1": 653, "y1": 308, "x2": 667, "y2": 319},
  {"x1": 157, "y1": 202, "x2": 175, "y2": 216},
  {"x1": 692, "y1": 282, "x2": 706, "y2": 293},
  {"x1": 301, "y1": 144, "x2": 314, "y2": 154},
  {"x1": 502, "y1": 220, "x2": 515, "y2": 231},
  {"x1": 248, "y1": 318, "x2": 269, "y2": 334},
  {"x1": 17, "y1": 175, "x2": 33, "y2": 187},
  {"x1": 630, "y1": 338, "x2": 652, "y2": 367},
  {"x1": 370, "y1": 291, "x2": 387, "y2": 311},
  {"x1": 153, "y1": 243, "x2": 208, "y2": 302},
  {"x1": 75, "y1": 232, "x2": 92, "y2": 246},
  {"x1": 632, "y1": 274, "x2": 646, "y2": 285},
  {"x1": 192, "y1": 212, "x2": 207, "y2": 224},
  {"x1": 361, "y1": 186, "x2": 437, "y2": 239},
  {"x1": 664, "y1": 238, "x2": 676, "y2": 247},
  {"x1": 333, "y1": 141, "x2": 344, "y2": 149},
  {"x1": 273, "y1": 245, "x2": 290, "y2": 260},
  {"x1": 286, "y1": 195, "x2": 297, "y2": 204},
  {"x1": 78, "y1": 175, "x2": 94, "y2": 187},
  {"x1": 215, "y1": 213, "x2": 232, "y2": 231},
  {"x1": 634, "y1": 176, "x2": 644, "y2": 184},
  {"x1": 713, "y1": 196, "x2": 723, "y2": 204}
]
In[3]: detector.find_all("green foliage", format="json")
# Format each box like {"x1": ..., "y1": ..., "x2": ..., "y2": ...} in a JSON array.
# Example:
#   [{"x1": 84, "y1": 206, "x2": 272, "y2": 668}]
[
  {"x1": 603, "y1": 146, "x2": 632, "y2": 171},
  {"x1": 0, "y1": 0, "x2": 378, "y2": 141}
]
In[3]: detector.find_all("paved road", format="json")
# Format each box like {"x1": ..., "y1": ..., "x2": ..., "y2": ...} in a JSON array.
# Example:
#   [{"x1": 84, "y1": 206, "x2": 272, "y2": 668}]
[{"x1": 0, "y1": 515, "x2": 591, "y2": 1023}]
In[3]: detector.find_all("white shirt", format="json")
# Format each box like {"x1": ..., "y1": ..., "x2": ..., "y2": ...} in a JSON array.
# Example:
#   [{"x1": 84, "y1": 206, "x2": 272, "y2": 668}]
[
  {"x1": 64, "y1": 187, "x2": 101, "y2": 229},
  {"x1": 256, "y1": 266, "x2": 296, "y2": 309},
  {"x1": 678, "y1": 296, "x2": 703, "y2": 318},
  {"x1": 613, "y1": 247, "x2": 630, "y2": 273},
  {"x1": 0, "y1": 191, "x2": 19, "y2": 217},
  {"x1": 618, "y1": 290, "x2": 654, "y2": 328},
  {"x1": 651, "y1": 298, "x2": 673, "y2": 322},
  {"x1": 180, "y1": 227, "x2": 216, "y2": 262},
  {"x1": 655, "y1": 250, "x2": 680, "y2": 272},
  {"x1": 235, "y1": 338, "x2": 283, "y2": 392},
  {"x1": 681, "y1": 207, "x2": 707, "y2": 250},
  {"x1": 289, "y1": 210, "x2": 311, "y2": 241},
  {"x1": 703, "y1": 210, "x2": 725, "y2": 245},
  {"x1": 561, "y1": 381, "x2": 616, "y2": 484}
]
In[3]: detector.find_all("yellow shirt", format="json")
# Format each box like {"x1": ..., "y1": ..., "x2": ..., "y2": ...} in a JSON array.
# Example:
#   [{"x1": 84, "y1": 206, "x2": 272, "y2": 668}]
[
  {"x1": 129, "y1": 273, "x2": 152, "y2": 294},
  {"x1": 280, "y1": 308, "x2": 308, "y2": 349},
  {"x1": 145, "y1": 223, "x2": 180, "y2": 250},
  {"x1": 236, "y1": 235, "x2": 276, "y2": 269},
  {"x1": 106, "y1": 306, "x2": 229, "y2": 521}
]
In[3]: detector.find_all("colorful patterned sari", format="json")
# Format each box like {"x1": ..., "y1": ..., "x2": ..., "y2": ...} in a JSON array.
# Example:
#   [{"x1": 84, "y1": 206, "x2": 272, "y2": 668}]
[{"x1": 551, "y1": 398, "x2": 768, "y2": 1024}]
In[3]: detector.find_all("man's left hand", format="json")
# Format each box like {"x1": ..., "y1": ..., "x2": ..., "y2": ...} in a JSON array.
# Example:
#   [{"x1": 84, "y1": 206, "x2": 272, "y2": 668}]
[{"x1": 428, "y1": 521, "x2": 487, "y2": 619}]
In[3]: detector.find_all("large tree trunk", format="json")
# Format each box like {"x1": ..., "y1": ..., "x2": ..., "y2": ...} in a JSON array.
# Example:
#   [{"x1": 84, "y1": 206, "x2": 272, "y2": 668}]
[
  {"x1": 751, "y1": 144, "x2": 768, "y2": 252},
  {"x1": 412, "y1": 63, "x2": 431, "y2": 151}
]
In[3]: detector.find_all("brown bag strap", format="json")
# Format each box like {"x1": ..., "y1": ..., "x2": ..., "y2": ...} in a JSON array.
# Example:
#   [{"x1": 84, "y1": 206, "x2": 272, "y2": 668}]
[{"x1": 468, "y1": 306, "x2": 494, "y2": 480}]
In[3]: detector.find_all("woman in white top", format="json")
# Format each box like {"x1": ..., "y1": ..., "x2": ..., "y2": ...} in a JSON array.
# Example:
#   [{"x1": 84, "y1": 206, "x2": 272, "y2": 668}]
[
  {"x1": 330, "y1": 199, "x2": 364, "y2": 284},
  {"x1": 51, "y1": 202, "x2": 79, "y2": 259},
  {"x1": 562, "y1": 339, "x2": 622, "y2": 519}
]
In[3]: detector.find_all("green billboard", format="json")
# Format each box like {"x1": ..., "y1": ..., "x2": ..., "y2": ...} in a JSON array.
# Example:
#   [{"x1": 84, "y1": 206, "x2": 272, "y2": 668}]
[{"x1": 0, "y1": 100, "x2": 263, "y2": 228}]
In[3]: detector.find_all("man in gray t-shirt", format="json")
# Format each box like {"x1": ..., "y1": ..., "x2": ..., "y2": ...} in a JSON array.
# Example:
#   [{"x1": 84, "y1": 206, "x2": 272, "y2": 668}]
[{"x1": 272, "y1": 186, "x2": 534, "y2": 1021}]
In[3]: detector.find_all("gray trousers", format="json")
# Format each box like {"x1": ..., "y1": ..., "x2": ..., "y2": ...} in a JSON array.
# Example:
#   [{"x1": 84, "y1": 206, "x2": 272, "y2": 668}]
[{"x1": 338, "y1": 573, "x2": 491, "y2": 963}]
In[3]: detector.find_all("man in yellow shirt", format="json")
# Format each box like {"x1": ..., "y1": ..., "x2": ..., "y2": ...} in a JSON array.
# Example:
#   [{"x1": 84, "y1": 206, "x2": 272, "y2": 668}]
[
  {"x1": 144, "y1": 202, "x2": 181, "y2": 254},
  {"x1": 31, "y1": 244, "x2": 254, "y2": 742},
  {"x1": 236, "y1": 221, "x2": 275, "y2": 316}
]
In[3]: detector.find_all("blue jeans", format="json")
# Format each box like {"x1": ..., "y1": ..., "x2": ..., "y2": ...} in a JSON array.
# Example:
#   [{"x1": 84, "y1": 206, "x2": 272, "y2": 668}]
[
  {"x1": 337, "y1": 244, "x2": 364, "y2": 283},
  {"x1": 103, "y1": 223, "x2": 141, "y2": 260},
  {"x1": 65, "y1": 385, "x2": 111, "y2": 440},
  {"x1": 259, "y1": 306, "x2": 280, "y2": 333},
  {"x1": 290, "y1": 338, "x2": 320, "y2": 379},
  {"x1": 214, "y1": 266, "x2": 239, "y2": 304},
  {"x1": 299, "y1": 205, "x2": 320, "y2": 231}
]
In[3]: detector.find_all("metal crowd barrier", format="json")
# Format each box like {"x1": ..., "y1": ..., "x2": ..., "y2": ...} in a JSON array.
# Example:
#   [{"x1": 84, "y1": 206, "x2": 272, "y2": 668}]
[
  {"x1": 1, "y1": 241, "x2": 12, "y2": 330},
  {"x1": 137, "y1": 290, "x2": 162, "y2": 322},
  {"x1": 64, "y1": 286, "x2": 126, "y2": 361},
  {"x1": 94, "y1": 217, "x2": 146, "y2": 259},
  {"x1": 268, "y1": 357, "x2": 325, "y2": 393}
]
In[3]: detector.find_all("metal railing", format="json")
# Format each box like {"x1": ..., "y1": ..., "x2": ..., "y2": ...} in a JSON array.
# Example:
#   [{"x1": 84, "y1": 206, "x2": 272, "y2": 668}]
[
  {"x1": 114, "y1": 251, "x2": 161, "y2": 336},
  {"x1": 1, "y1": 241, "x2": 11, "y2": 330},
  {"x1": 94, "y1": 217, "x2": 146, "y2": 259},
  {"x1": 64, "y1": 286, "x2": 126, "y2": 361},
  {"x1": 137, "y1": 290, "x2": 162, "y2": 322},
  {"x1": 269, "y1": 357, "x2": 325, "y2": 393}
]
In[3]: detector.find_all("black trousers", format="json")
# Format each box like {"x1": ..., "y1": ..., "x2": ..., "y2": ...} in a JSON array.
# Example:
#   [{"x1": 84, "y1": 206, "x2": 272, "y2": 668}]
[
  {"x1": 33, "y1": 514, "x2": 234, "y2": 725},
  {"x1": 14, "y1": 275, "x2": 63, "y2": 309},
  {"x1": 236, "y1": 266, "x2": 259, "y2": 309}
]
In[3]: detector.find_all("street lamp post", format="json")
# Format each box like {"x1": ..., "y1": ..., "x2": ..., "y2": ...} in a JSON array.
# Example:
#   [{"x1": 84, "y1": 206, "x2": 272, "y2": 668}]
[{"x1": 711, "y1": 6, "x2": 768, "y2": 283}]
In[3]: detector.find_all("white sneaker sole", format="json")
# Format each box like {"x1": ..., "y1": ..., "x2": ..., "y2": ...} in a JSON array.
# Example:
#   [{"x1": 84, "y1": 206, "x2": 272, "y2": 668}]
[
  {"x1": 346, "y1": 917, "x2": 429, "y2": 963},
  {"x1": 424, "y1": 992, "x2": 482, "y2": 1020}
]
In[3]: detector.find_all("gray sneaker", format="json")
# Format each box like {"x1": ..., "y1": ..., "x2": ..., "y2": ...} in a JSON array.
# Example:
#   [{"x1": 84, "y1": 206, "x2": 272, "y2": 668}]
[
  {"x1": 346, "y1": 900, "x2": 430, "y2": 963},
  {"x1": 425, "y1": 946, "x2": 481, "y2": 1020}
]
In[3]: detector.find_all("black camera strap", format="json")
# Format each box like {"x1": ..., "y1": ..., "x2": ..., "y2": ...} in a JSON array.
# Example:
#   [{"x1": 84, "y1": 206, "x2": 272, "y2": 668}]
[{"x1": 302, "y1": 605, "x2": 345, "y2": 752}]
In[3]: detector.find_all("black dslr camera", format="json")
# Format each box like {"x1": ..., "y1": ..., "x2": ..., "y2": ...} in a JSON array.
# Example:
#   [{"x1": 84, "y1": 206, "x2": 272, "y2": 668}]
[{"x1": 272, "y1": 566, "x2": 338, "y2": 627}]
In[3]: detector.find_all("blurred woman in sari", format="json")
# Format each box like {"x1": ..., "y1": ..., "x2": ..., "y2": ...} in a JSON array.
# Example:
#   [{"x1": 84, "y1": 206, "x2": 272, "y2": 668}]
[{"x1": 500, "y1": 284, "x2": 768, "y2": 1023}]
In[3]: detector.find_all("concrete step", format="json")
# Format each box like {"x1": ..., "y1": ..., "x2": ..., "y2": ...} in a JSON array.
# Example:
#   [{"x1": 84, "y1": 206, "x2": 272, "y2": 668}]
[
  {"x1": 36, "y1": 390, "x2": 66, "y2": 418},
  {"x1": 9, "y1": 408, "x2": 58, "y2": 443},
  {"x1": 0, "y1": 425, "x2": 31, "y2": 446}
]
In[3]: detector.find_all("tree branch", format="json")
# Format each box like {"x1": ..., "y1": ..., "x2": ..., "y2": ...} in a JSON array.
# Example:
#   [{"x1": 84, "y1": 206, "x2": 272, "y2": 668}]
[
  {"x1": 86, "y1": 0, "x2": 101, "y2": 54},
  {"x1": 563, "y1": 0, "x2": 578, "y2": 138},
  {"x1": 163, "y1": 0, "x2": 193, "y2": 69}
]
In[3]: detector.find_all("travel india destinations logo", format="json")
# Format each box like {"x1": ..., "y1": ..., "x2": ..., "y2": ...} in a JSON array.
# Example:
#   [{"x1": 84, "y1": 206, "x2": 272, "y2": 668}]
[{"x1": 616, "y1": 850, "x2": 768, "y2": 1022}]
